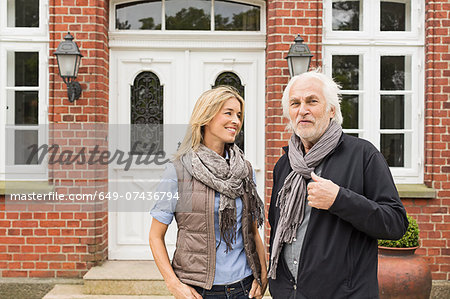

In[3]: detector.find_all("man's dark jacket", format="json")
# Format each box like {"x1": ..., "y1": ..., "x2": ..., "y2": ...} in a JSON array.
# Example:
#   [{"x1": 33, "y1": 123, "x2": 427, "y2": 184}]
[{"x1": 268, "y1": 134, "x2": 408, "y2": 299}]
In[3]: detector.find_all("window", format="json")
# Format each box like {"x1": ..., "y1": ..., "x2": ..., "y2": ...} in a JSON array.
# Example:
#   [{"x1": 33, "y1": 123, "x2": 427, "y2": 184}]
[
  {"x1": 113, "y1": 0, "x2": 262, "y2": 31},
  {"x1": 213, "y1": 72, "x2": 245, "y2": 151},
  {"x1": 130, "y1": 71, "x2": 164, "y2": 154},
  {"x1": 323, "y1": 0, "x2": 424, "y2": 183},
  {"x1": 0, "y1": 0, "x2": 48, "y2": 180}
]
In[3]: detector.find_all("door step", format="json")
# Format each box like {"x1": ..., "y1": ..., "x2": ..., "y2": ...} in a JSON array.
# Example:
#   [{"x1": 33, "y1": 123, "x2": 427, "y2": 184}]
[
  {"x1": 83, "y1": 261, "x2": 169, "y2": 296},
  {"x1": 44, "y1": 260, "x2": 272, "y2": 298}
]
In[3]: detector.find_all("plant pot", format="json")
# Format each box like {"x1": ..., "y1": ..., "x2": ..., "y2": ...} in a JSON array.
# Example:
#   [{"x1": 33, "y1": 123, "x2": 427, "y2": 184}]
[{"x1": 378, "y1": 246, "x2": 432, "y2": 299}]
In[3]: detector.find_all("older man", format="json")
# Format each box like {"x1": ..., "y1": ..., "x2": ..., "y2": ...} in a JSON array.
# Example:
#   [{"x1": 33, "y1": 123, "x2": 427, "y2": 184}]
[{"x1": 268, "y1": 71, "x2": 408, "y2": 298}]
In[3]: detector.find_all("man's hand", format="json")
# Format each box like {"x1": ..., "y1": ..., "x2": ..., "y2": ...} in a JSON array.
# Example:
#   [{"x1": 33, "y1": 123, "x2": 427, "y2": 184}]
[
  {"x1": 249, "y1": 278, "x2": 266, "y2": 299},
  {"x1": 307, "y1": 172, "x2": 340, "y2": 210}
]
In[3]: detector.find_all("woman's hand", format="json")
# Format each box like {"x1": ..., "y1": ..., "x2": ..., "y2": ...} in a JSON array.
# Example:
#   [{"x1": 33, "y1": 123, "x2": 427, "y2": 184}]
[
  {"x1": 249, "y1": 277, "x2": 268, "y2": 299},
  {"x1": 150, "y1": 219, "x2": 202, "y2": 299},
  {"x1": 167, "y1": 280, "x2": 202, "y2": 299}
]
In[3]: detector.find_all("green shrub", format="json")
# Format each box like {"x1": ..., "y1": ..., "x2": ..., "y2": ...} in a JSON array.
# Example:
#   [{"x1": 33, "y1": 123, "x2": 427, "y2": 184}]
[{"x1": 378, "y1": 215, "x2": 419, "y2": 248}]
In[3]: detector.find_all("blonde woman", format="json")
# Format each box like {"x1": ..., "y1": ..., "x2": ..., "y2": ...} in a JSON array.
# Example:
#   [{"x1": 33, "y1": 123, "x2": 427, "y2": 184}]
[{"x1": 149, "y1": 86, "x2": 267, "y2": 299}]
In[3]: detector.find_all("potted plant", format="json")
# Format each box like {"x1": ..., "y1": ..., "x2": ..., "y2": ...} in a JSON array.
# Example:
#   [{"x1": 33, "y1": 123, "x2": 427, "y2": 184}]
[{"x1": 377, "y1": 214, "x2": 432, "y2": 299}]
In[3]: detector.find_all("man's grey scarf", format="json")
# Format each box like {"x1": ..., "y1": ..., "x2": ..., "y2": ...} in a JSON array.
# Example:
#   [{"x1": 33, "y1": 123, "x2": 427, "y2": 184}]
[
  {"x1": 180, "y1": 143, "x2": 264, "y2": 252},
  {"x1": 268, "y1": 121, "x2": 342, "y2": 279}
]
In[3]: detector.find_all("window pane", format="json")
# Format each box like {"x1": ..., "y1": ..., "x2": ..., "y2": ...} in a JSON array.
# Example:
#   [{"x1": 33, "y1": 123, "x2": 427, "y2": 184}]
[
  {"x1": 166, "y1": 0, "x2": 210, "y2": 30},
  {"x1": 215, "y1": 0, "x2": 260, "y2": 31},
  {"x1": 15, "y1": 52, "x2": 39, "y2": 87},
  {"x1": 8, "y1": 0, "x2": 39, "y2": 27},
  {"x1": 380, "y1": 56, "x2": 404, "y2": 90},
  {"x1": 381, "y1": 134, "x2": 404, "y2": 167},
  {"x1": 14, "y1": 130, "x2": 39, "y2": 165},
  {"x1": 332, "y1": 55, "x2": 359, "y2": 90},
  {"x1": 15, "y1": 91, "x2": 39, "y2": 125},
  {"x1": 332, "y1": 1, "x2": 360, "y2": 31},
  {"x1": 381, "y1": 1, "x2": 406, "y2": 31},
  {"x1": 116, "y1": 0, "x2": 162, "y2": 30},
  {"x1": 130, "y1": 72, "x2": 163, "y2": 154},
  {"x1": 381, "y1": 95, "x2": 404, "y2": 129},
  {"x1": 341, "y1": 95, "x2": 359, "y2": 129}
]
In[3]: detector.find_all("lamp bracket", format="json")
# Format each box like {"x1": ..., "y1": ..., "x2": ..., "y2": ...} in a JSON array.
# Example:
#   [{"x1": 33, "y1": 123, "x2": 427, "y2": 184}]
[{"x1": 67, "y1": 81, "x2": 82, "y2": 103}]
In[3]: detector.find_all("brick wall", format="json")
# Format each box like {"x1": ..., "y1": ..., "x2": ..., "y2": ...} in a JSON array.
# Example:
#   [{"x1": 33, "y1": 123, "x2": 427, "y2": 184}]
[
  {"x1": 264, "y1": 0, "x2": 449, "y2": 281},
  {"x1": 265, "y1": 0, "x2": 323, "y2": 247},
  {"x1": 402, "y1": 0, "x2": 450, "y2": 280},
  {"x1": 0, "y1": 0, "x2": 110, "y2": 278}
]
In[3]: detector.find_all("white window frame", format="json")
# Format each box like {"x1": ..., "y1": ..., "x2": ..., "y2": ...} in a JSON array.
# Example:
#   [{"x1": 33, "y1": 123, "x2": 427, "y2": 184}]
[
  {"x1": 0, "y1": 0, "x2": 49, "y2": 40},
  {"x1": 323, "y1": 0, "x2": 425, "y2": 184},
  {"x1": 324, "y1": 0, "x2": 424, "y2": 44},
  {"x1": 110, "y1": 0, "x2": 266, "y2": 38},
  {"x1": 0, "y1": 0, "x2": 49, "y2": 181}
]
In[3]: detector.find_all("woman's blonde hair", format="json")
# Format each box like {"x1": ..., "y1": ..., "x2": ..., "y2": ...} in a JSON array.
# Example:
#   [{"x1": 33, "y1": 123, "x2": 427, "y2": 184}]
[{"x1": 174, "y1": 86, "x2": 244, "y2": 159}]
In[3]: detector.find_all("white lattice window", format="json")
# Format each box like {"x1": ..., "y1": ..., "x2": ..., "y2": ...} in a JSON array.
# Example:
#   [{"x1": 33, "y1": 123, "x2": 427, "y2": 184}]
[
  {"x1": 323, "y1": 0, "x2": 424, "y2": 183},
  {"x1": 0, "y1": 0, "x2": 49, "y2": 180}
]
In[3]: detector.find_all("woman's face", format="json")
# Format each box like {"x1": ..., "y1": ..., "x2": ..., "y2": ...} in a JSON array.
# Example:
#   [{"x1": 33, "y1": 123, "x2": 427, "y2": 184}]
[{"x1": 203, "y1": 97, "x2": 242, "y2": 147}]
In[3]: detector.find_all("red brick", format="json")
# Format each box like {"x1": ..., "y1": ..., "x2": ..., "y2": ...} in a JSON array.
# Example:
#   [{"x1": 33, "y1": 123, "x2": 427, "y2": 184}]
[
  {"x1": 2, "y1": 270, "x2": 27, "y2": 277},
  {"x1": 41, "y1": 254, "x2": 67, "y2": 261},
  {"x1": 13, "y1": 254, "x2": 39, "y2": 261},
  {"x1": 29, "y1": 270, "x2": 55, "y2": 278}
]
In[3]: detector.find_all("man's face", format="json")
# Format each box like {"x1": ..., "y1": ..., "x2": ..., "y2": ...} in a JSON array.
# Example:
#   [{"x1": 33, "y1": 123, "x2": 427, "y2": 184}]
[{"x1": 288, "y1": 77, "x2": 336, "y2": 147}]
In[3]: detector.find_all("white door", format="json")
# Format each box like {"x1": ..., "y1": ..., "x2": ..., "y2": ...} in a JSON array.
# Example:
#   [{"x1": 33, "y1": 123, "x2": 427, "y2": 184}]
[{"x1": 109, "y1": 48, "x2": 265, "y2": 260}]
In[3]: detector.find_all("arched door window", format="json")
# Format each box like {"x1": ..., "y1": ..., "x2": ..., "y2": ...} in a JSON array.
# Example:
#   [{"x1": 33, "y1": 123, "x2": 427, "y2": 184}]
[
  {"x1": 213, "y1": 72, "x2": 244, "y2": 151},
  {"x1": 130, "y1": 71, "x2": 163, "y2": 154}
]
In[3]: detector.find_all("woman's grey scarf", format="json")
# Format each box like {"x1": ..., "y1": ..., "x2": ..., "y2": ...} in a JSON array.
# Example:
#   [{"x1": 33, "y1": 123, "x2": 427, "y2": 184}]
[
  {"x1": 180, "y1": 143, "x2": 264, "y2": 252},
  {"x1": 268, "y1": 121, "x2": 342, "y2": 279}
]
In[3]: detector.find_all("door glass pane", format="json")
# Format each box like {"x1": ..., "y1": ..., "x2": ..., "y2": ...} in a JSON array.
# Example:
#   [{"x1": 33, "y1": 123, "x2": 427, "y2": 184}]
[
  {"x1": 332, "y1": 1, "x2": 361, "y2": 31},
  {"x1": 116, "y1": 0, "x2": 162, "y2": 30},
  {"x1": 8, "y1": 0, "x2": 39, "y2": 27},
  {"x1": 215, "y1": 0, "x2": 260, "y2": 31},
  {"x1": 130, "y1": 72, "x2": 164, "y2": 154},
  {"x1": 213, "y1": 72, "x2": 244, "y2": 152},
  {"x1": 15, "y1": 91, "x2": 39, "y2": 125},
  {"x1": 380, "y1": 56, "x2": 404, "y2": 90},
  {"x1": 14, "y1": 130, "x2": 39, "y2": 164},
  {"x1": 341, "y1": 95, "x2": 359, "y2": 129},
  {"x1": 381, "y1": 95, "x2": 404, "y2": 129},
  {"x1": 15, "y1": 52, "x2": 39, "y2": 87},
  {"x1": 332, "y1": 55, "x2": 359, "y2": 90},
  {"x1": 381, "y1": 1, "x2": 406, "y2": 31},
  {"x1": 381, "y1": 134, "x2": 404, "y2": 167},
  {"x1": 166, "y1": 0, "x2": 211, "y2": 30}
]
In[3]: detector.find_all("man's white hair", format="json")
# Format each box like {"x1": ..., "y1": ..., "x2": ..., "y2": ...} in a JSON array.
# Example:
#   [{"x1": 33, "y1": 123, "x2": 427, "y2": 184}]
[{"x1": 281, "y1": 69, "x2": 343, "y2": 130}]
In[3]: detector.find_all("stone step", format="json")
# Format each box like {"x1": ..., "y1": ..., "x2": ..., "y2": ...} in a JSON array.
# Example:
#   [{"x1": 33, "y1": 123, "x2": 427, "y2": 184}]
[
  {"x1": 82, "y1": 260, "x2": 272, "y2": 297},
  {"x1": 83, "y1": 261, "x2": 170, "y2": 296},
  {"x1": 43, "y1": 284, "x2": 174, "y2": 299}
]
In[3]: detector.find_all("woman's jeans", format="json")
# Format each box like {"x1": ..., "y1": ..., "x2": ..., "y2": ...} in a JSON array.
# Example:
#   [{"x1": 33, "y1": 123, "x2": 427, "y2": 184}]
[{"x1": 192, "y1": 275, "x2": 254, "y2": 299}]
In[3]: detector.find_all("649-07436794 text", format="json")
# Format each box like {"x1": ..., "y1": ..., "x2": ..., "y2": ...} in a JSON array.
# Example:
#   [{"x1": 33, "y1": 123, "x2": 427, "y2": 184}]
[{"x1": 7, "y1": 191, "x2": 179, "y2": 202}]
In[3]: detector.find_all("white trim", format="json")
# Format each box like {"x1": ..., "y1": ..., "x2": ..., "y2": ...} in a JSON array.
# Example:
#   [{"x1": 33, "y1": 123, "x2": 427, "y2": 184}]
[{"x1": 109, "y1": 31, "x2": 266, "y2": 49}]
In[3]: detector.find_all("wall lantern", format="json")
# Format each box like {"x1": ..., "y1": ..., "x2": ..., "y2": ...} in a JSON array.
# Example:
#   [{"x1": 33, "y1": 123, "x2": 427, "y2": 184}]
[
  {"x1": 285, "y1": 35, "x2": 314, "y2": 77},
  {"x1": 54, "y1": 32, "x2": 83, "y2": 102}
]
